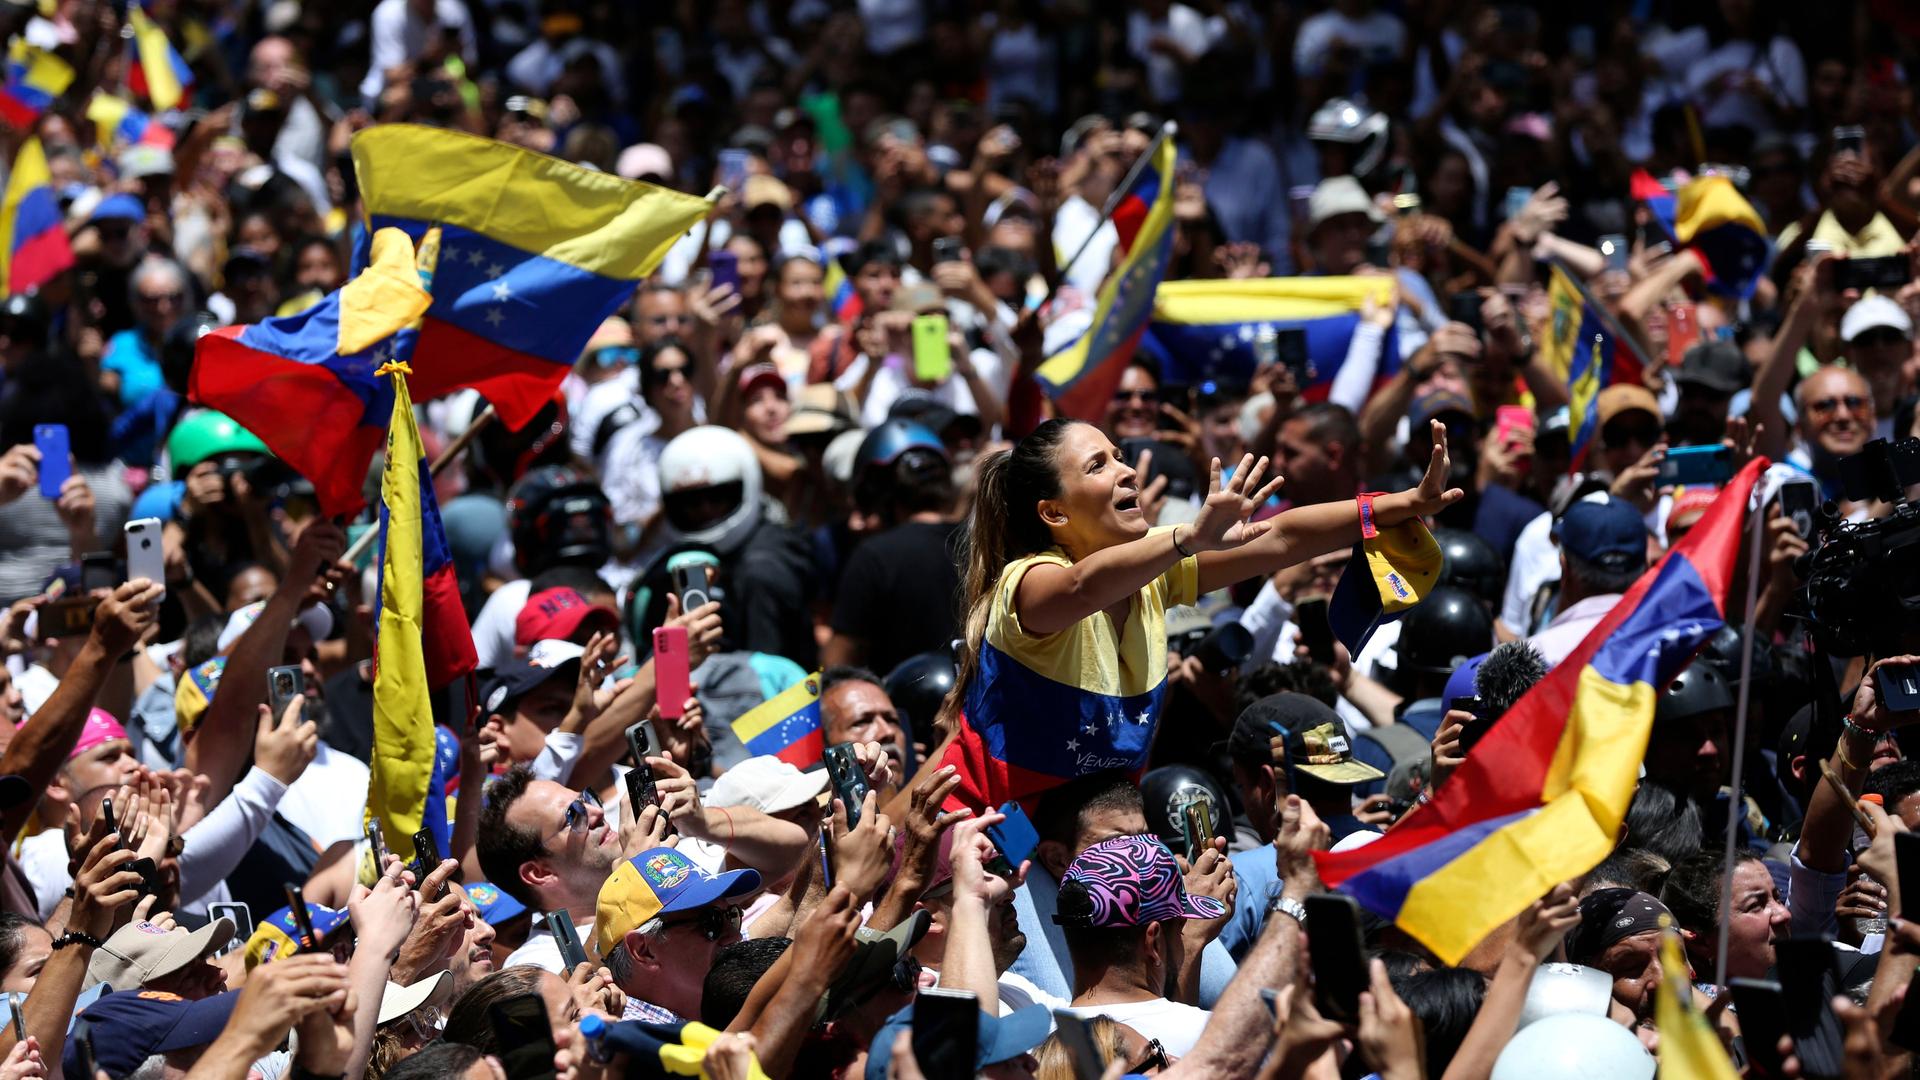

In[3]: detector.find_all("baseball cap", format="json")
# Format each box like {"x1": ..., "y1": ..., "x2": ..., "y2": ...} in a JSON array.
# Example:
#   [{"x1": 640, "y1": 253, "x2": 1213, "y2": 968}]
[
  {"x1": 1226, "y1": 694, "x2": 1385, "y2": 785},
  {"x1": 1776, "y1": 704, "x2": 1814, "y2": 779},
  {"x1": 616, "y1": 143, "x2": 673, "y2": 182},
  {"x1": 174, "y1": 655, "x2": 226, "y2": 734},
  {"x1": 88, "y1": 192, "x2": 147, "y2": 226},
  {"x1": 736, "y1": 362, "x2": 787, "y2": 399},
  {"x1": 1307, "y1": 175, "x2": 1385, "y2": 234},
  {"x1": 378, "y1": 971, "x2": 453, "y2": 1026},
  {"x1": 1442, "y1": 651, "x2": 1490, "y2": 704},
  {"x1": 1409, "y1": 389, "x2": 1476, "y2": 430},
  {"x1": 823, "y1": 909, "x2": 932, "y2": 1020},
  {"x1": 594, "y1": 847, "x2": 761, "y2": 960},
  {"x1": 1596, "y1": 384, "x2": 1661, "y2": 428},
  {"x1": 71, "y1": 708, "x2": 127, "y2": 760},
  {"x1": 785, "y1": 383, "x2": 858, "y2": 437},
  {"x1": 514, "y1": 587, "x2": 618, "y2": 648},
  {"x1": 865, "y1": 1000, "x2": 1051, "y2": 1080},
  {"x1": 119, "y1": 143, "x2": 174, "y2": 180},
  {"x1": 1842, "y1": 294, "x2": 1913, "y2": 343},
  {"x1": 216, "y1": 599, "x2": 333, "y2": 651},
  {"x1": 744, "y1": 173, "x2": 794, "y2": 212},
  {"x1": 1329, "y1": 517, "x2": 1444, "y2": 656},
  {"x1": 65, "y1": 988, "x2": 242, "y2": 1078},
  {"x1": 1673, "y1": 340, "x2": 1752, "y2": 395},
  {"x1": 244, "y1": 903, "x2": 350, "y2": 969},
  {"x1": 706, "y1": 755, "x2": 830, "y2": 814},
  {"x1": 1554, "y1": 496, "x2": 1648, "y2": 574},
  {"x1": 1055, "y1": 835, "x2": 1229, "y2": 928},
  {"x1": 462, "y1": 881, "x2": 529, "y2": 925},
  {"x1": 87, "y1": 917, "x2": 235, "y2": 990},
  {"x1": 480, "y1": 639, "x2": 585, "y2": 716},
  {"x1": 1565, "y1": 889, "x2": 1670, "y2": 965}
]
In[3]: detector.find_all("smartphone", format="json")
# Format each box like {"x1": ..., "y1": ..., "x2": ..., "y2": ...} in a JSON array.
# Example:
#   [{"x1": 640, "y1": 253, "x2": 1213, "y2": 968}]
[
  {"x1": 1599, "y1": 233, "x2": 1630, "y2": 273},
  {"x1": 708, "y1": 249, "x2": 740, "y2": 296},
  {"x1": 208, "y1": 901, "x2": 252, "y2": 955},
  {"x1": 823, "y1": 742, "x2": 871, "y2": 830},
  {"x1": 652, "y1": 625, "x2": 690, "y2": 721},
  {"x1": 911, "y1": 312, "x2": 952, "y2": 383},
  {"x1": 1879, "y1": 662, "x2": 1920, "y2": 713},
  {"x1": 1836, "y1": 254, "x2": 1911, "y2": 292},
  {"x1": 285, "y1": 884, "x2": 317, "y2": 951},
  {"x1": 717, "y1": 148, "x2": 751, "y2": 193},
  {"x1": 1666, "y1": 302, "x2": 1699, "y2": 368},
  {"x1": 124, "y1": 516, "x2": 165, "y2": 597},
  {"x1": 1898, "y1": 832, "x2": 1920, "y2": 921},
  {"x1": 1273, "y1": 327, "x2": 1311, "y2": 381},
  {"x1": 1729, "y1": 978, "x2": 1790, "y2": 1078},
  {"x1": 1503, "y1": 186, "x2": 1534, "y2": 222},
  {"x1": 985, "y1": 800, "x2": 1040, "y2": 876},
  {"x1": 1450, "y1": 695, "x2": 1493, "y2": 756},
  {"x1": 488, "y1": 993, "x2": 561, "y2": 1080},
  {"x1": 624, "y1": 720, "x2": 658, "y2": 812},
  {"x1": 1447, "y1": 291, "x2": 1484, "y2": 333},
  {"x1": 32, "y1": 424, "x2": 68, "y2": 499},
  {"x1": 1774, "y1": 938, "x2": 1844, "y2": 1078},
  {"x1": 8, "y1": 990, "x2": 22, "y2": 1042},
  {"x1": 1182, "y1": 800, "x2": 1214, "y2": 863},
  {"x1": 912, "y1": 988, "x2": 981, "y2": 1080},
  {"x1": 1657, "y1": 444, "x2": 1731, "y2": 487},
  {"x1": 1778, "y1": 479, "x2": 1820, "y2": 541},
  {"x1": 365, "y1": 818, "x2": 390, "y2": 872},
  {"x1": 266, "y1": 665, "x2": 304, "y2": 725},
  {"x1": 932, "y1": 237, "x2": 964, "y2": 265},
  {"x1": 1494, "y1": 405, "x2": 1534, "y2": 451},
  {"x1": 548, "y1": 909, "x2": 588, "y2": 972},
  {"x1": 79, "y1": 553, "x2": 119, "y2": 593},
  {"x1": 1049, "y1": 1010, "x2": 1105, "y2": 1080},
  {"x1": 1833, "y1": 125, "x2": 1866, "y2": 158},
  {"x1": 1304, "y1": 894, "x2": 1368, "y2": 1024},
  {"x1": 1295, "y1": 596, "x2": 1336, "y2": 665},
  {"x1": 101, "y1": 797, "x2": 120, "y2": 845},
  {"x1": 669, "y1": 556, "x2": 712, "y2": 612},
  {"x1": 72, "y1": 1016, "x2": 97, "y2": 1077},
  {"x1": 412, "y1": 829, "x2": 441, "y2": 893}
]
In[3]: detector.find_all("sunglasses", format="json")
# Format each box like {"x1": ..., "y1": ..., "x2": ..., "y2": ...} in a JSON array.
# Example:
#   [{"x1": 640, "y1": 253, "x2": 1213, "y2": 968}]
[
  {"x1": 645, "y1": 363, "x2": 692, "y2": 386},
  {"x1": 1807, "y1": 394, "x2": 1869, "y2": 418},
  {"x1": 552, "y1": 786, "x2": 602, "y2": 838},
  {"x1": 1128, "y1": 1038, "x2": 1170, "y2": 1073},
  {"x1": 1112, "y1": 388, "x2": 1158, "y2": 404},
  {"x1": 592, "y1": 346, "x2": 639, "y2": 368},
  {"x1": 657, "y1": 904, "x2": 742, "y2": 942},
  {"x1": 1601, "y1": 420, "x2": 1662, "y2": 448}
]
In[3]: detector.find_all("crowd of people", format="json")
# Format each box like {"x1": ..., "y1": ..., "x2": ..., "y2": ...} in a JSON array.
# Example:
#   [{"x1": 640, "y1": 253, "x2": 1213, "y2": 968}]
[{"x1": 4, "y1": 0, "x2": 1920, "y2": 1077}]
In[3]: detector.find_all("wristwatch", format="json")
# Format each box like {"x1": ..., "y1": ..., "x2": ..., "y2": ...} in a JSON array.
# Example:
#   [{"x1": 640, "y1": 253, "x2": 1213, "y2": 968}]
[{"x1": 1269, "y1": 894, "x2": 1308, "y2": 927}]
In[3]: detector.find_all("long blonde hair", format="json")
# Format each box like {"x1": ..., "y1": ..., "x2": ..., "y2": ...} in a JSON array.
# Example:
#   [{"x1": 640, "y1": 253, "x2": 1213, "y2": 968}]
[
  {"x1": 1033, "y1": 1016, "x2": 1133, "y2": 1080},
  {"x1": 939, "y1": 419, "x2": 1084, "y2": 730}
]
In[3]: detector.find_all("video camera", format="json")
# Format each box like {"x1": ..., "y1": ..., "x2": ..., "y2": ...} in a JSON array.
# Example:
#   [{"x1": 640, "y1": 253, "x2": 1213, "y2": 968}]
[{"x1": 1798, "y1": 438, "x2": 1920, "y2": 656}]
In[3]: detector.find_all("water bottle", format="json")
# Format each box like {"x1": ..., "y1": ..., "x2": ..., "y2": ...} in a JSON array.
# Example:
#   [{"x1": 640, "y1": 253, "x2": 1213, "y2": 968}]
[{"x1": 578, "y1": 1013, "x2": 612, "y2": 1064}]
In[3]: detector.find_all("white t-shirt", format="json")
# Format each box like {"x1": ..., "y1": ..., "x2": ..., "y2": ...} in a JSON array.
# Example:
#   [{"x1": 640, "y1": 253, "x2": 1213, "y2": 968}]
[
  {"x1": 1061, "y1": 997, "x2": 1211, "y2": 1057},
  {"x1": 834, "y1": 347, "x2": 1006, "y2": 428},
  {"x1": 504, "y1": 914, "x2": 596, "y2": 973},
  {"x1": 472, "y1": 579, "x2": 534, "y2": 671},
  {"x1": 1053, "y1": 195, "x2": 1119, "y2": 299},
  {"x1": 1293, "y1": 9, "x2": 1406, "y2": 75},
  {"x1": 275, "y1": 742, "x2": 371, "y2": 849}
]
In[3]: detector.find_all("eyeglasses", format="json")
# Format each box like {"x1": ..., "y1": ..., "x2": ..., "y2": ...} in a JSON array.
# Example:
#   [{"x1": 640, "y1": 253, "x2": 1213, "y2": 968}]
[
  {"x1": 552, "y1": 786, "x2": 602, "y2": 838},
  {"x1": 404, "y1": 1002, "x2": 446, "y2": 1042},
  {"x1": 1127, "y1": 1038, "x2": 1170, "y2": 1073},
  {"x1": 656, "y1": 904, "x2": 742, "y2": 942},
  {"x1": 592, "y1": 346, "x2": 639, "y2": 368},
  {"x1": 1807, "y1": 394, "x2": 1869, "y2": 418},
  {"x1": 1112, "y1": 388, "x2": 1158, "y2": 404}
]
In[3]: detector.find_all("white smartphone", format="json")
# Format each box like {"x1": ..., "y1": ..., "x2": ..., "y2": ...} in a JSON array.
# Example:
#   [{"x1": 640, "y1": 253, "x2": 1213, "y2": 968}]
[{"x1": 124, "y1": 517, "x2": 165, "y2": 599}]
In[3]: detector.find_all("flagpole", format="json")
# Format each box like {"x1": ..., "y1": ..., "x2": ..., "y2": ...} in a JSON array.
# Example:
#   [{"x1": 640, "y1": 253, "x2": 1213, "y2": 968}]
[
  {"x1": 1714, "y1": 492, "x2": 1768, "y2": 984},
  {"x1": 1044, "y1": 120, "x2": 1177, "y2": 307}
]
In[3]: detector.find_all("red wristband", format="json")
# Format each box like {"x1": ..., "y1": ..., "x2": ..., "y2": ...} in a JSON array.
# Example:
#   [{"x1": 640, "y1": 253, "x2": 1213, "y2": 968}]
[{"x1": 1356, "y1": 492, "x2": 1386, "y2": 539}]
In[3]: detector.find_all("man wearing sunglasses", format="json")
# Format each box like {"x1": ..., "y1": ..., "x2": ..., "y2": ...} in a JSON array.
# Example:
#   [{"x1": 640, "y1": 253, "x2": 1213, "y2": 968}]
[{"x1": 595, "y1": 846, "x2": 759, "y2": 1024}]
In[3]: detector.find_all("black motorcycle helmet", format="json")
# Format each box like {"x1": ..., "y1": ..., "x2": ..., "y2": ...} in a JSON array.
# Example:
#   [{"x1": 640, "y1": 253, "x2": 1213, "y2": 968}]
[
  {"x1": 1432, "y1": 528, "x2": 1505, "y2": 608},
  {"x1": 1657, "y1": 663, "x2": 1734, "y2": 724},
  {"x1": 161, "y1": 310, "x2": 222, "y2": 396},
  {"x1": 1140, "y1": 764, "x2": 1231, "y2": 852},
  {"x1": 852, "y1": 419, "x2": 950, "y2": 518},
  {"x1": 1396, "y1": 585, "x2": 1494, "y2": 677},
  {"x1": 1697, "y1": 624, "x2": 1771, "y2": 690},
  {"x1": 0, "y1": 293, "x2": 51, "y2": 355},
  {"x1": 506, "y1": 465, "x2": 612, "y2": 577},
  {"x1": 883, "y1": 650, "x2": 956, "y2": 746}
]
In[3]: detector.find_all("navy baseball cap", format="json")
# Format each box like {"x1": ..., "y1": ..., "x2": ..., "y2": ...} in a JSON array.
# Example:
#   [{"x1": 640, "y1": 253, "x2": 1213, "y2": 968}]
[
  {"x1": 865, "y1": 1001, "x2": 1052, "y2": 1080},
  {"x1": 66, "y1": 987, "x2": 241, "y2": 1077},
  {"x1": 1553, "y1": 497, "x2": 1647, "y2": 574},
  {"x1": 1442, "y1": 651, "x2": 1489, "y2": 703}
]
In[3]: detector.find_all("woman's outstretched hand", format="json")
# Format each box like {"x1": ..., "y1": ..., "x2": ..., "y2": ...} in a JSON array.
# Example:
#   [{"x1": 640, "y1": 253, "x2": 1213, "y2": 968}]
[
  {"x1": 1382, "y1": 420, "x2": 1467, "y2": 525},
  {"x1": 1183, "y1": 453, "x2": 1287, "y2": 552}
]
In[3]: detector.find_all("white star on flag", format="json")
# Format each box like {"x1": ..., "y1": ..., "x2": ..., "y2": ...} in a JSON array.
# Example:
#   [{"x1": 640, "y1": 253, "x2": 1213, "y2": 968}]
[
  {"x1": 1066, "y1": 738, "x2": 1079, "y2": 752},
  {"x1": 487, "y1": 263, "x2": 505, "y2": 280},
  {"x1": 467, "y1": 248, "x2": 486, "y2": 267},
  {"x1": 484, "y1": 307, "x2": 505, "y2": 328},
  {"x1": 491, "y1": 281, "x2": 513, "y2": 303}
]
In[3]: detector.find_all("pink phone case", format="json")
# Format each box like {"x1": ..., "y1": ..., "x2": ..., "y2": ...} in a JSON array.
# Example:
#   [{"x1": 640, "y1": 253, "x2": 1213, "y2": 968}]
[{"x1": 653, "y1": 626, "x2": 690, "y2": 719}]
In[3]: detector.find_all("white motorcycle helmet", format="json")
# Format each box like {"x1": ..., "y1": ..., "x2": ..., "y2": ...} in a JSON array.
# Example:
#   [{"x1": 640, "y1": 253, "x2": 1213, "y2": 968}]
[
  {"x1": 656, "y1": 425, "x2": 764, "y2": 554},
  {"x1": 1308, "y1": 97, "x2": 1392, "y2": 182},
  {"x1": 1517, "y1": 963, "x2": 1613, "y2": 1030},
  {"x1": 1489, "y1": 1013, "x2": 1654, "y2": 1080}
]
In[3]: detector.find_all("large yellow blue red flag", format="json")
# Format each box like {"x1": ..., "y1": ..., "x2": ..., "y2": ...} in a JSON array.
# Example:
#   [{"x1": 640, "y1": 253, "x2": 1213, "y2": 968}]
[
  {"x1": 1036, "y1": 131, "x2": 1177, "y2": 420},
  {"x1": 0, "y1": 39, "x2": 72, "y2": 127},
  {"x1": 730, "y1": 672, "x2": 823, "y2": 769},
  {"x1": 368, "y1": 356, "x2": 437, "y2": 849},
  {"x1": 1141, "y1": 276, "x2": 1396, "y2": 398},
  {"x1": 1634, "y1": 170, "x2": 1770, "y2": 301},
  {"x1": 1655, "y1": 930, "x2": 1739, "y2": 1079},
  {"x1": 1316, "y1": 459, "x2": 1764, "y2": 964},
  {"x1": 0, "y1": 137, "x2": 73, "y2": 297},
  {"x1": 126, "y1": 6, "x2": 190, "y2": 111},
  {"x1": 1541, "y1": 261, "x2": 1647, "y2": 469},
  {"x1": 350, "y1": 125, "x2": 713, "y2": 429}
]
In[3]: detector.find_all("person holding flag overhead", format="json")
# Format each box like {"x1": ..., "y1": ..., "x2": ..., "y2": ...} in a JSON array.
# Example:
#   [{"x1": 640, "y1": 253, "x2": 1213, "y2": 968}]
[{"x1": 929, "y1": 415, "x2": 1461, "y2": 813}]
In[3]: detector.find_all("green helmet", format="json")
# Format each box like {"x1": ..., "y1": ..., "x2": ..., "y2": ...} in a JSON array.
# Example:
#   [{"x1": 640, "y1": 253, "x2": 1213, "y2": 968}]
[{"x1": 166, "y1": 410, "x2": 270, "y2": 479}]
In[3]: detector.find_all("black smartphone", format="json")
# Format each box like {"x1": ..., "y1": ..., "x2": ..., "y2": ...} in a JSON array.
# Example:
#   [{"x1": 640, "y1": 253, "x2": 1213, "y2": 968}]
[
  {"x1": 1897, "y1": 831, "x2": 1920, "y2": 920},
  {"x1": 412, "y1": 829, "x2": 441, "y2": 895},
  {"x1": 1774, "y1": 937, "x2": 1844, "y2": 1079},
  {"x1": 1049, "y1": 1010, "x2": 1105, "y2": 1080},
  {"x1": 266, "y1": 664, "x2": 305, "y2": 723},
  {"x1": 488, "y1": 993, "x2": 560, "y2": 1080},
  {"x1": 1879, "y1": 663, "x2": 1920, "y2": 714},
  {"x1": 548, "y1": 909, "x2": 589, "y2": 972},
  {"x1": 624, "y1": 720, "x2": 658, "y2": 813},
  {"x1": 1778, "y1": 478, "x2": 1820, "y2": 541},
  {"x1": 365, "y1": 818, "x2": 390, "y2": 871},
  {"x1": 101, "y1": 796, "x2": 119, "y2": 845},
  {"x1": 912, "y1": 988, "x2": 980, "y2": 1080},
  {"x1": 932, "y1": 237, "x2": 964, "y2": 265},
  {"x1": 1274, "y1": 327, "x2": 1311, "y2": 380},
  {"x1": 1447, "y1": 291, "x2": 1484, "y2": 333},
  {"x1": 1305, "y1": 894, "x2": 1368, "y2": 1024},
  {"x1": 1295, "y1": 596, "x2": 1336, "y2": 665},
  {"x1": 671, "y1": 562, "x2": 712, "y2": 612},
  {"x1": 824, "y1": 742, "x2": 872, "y2": 830},
  {"x1": 1450, "y1": 695, "x2": 1491, "y2": 754},
  {"x1": 285, "y1": 884, "x2": 318, "y2": 951},
  {"x1": 1729, "y1": 978, "x2": 1790, "y2": 1078},
  {"x1": 128, "y1": 856, "x2": 157, "y2": 898},
  {"x1": 1833, "y1": 125, "x2": 1866, "y2": 157},
  {"x1": 1836, "y1": 254, "x2": 1911, "y2": 292}
]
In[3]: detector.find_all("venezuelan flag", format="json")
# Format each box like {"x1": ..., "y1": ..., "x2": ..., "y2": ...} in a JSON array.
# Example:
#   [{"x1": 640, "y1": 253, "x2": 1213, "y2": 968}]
[
  {"x1": 1035, "y1": 133, "x2": 1177, "y2": 420},
  {"x1": 1139, "y1": 276, "x2": 1397, "y2": 396},
  {"x1": 87, "y1": 92, "x2": 173, "y2": 152},
  {"x1": 1633, "y1": 170, "x2": 1770, "y2": 301},
  {"x1": 1540, "y1": 261, "x2": 1646, "y2": 469},
  {"x1": 730, "y1": 671, "x2": 824, "y2": 768},
  {"x1": 1315, "y1": 459, "x2": 1763, "y2": 964},
  {"x1": 189, "y1": 228, "x2": 433, "y2": 515},
  {"x1": 350, "y1": 125, "x2": 713, "y2": 429},
  {"x1": 1655, "y1": 930, "x2": 1739, "y2": 1078},
  {"x1": 0, "y1": 40, "x2": 72, "y2": 128},
  {"x1": 589, "y1": 1017, "x2": 770, "y2": 1080},
  {"x1": 367, "y1": 357, "x2": 439, "y2": 850},
  {"x1": 126, "y1": 6, "x2": 191, "y2": 111},
  {"x1": 373, "y1": 446, "x2": 476, "y2": 690},
  {"x1": 0, "y1": 138, "x2": 74, "y2": 297}
]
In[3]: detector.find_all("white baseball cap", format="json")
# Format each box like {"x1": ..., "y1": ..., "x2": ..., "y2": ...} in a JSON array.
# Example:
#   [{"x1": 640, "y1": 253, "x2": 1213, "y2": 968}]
[
  {"x1": 1841, "y1": 294, "x2": 1913, "y2": 343},
  {"x1": 707, "y1": 756, "x2": 829, "y2": 814},
  {"x1": 1306, "y1": 175, "x2": 1385, "y2": 234},
  {"x1": 217, "y1": 600, "x2": 333, "y2": 652}
]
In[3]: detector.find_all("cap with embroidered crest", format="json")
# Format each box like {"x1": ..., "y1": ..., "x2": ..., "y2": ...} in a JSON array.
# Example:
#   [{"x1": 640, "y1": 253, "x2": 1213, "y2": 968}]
[{"x1": 594, "y1": 847, "x2": 760, "y2": 960}]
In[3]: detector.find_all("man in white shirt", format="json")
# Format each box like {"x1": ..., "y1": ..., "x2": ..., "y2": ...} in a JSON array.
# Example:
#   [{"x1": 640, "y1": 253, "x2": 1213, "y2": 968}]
[
  {"x1": 360, "y1": 0, "x2": 478, "y2": 103},
  {"x1": 1054, "y1": 834, "x2": 1227, "y2": 1057},
  {"x1": 1527, "y1": 497, "x2": 1650, "y2": 668}
]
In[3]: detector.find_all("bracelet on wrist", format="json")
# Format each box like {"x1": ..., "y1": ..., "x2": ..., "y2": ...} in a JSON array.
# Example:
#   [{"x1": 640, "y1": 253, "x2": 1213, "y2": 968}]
[
  {"x1": 1841, "y1": 713, "x2": 1877, "y2": 745},
  {"x1": 1171, "y1": 525, "x2": 1195, "y2": 559},
  {"x1": 51, "y1": 930, "x2": 104, "y2": 950}
]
